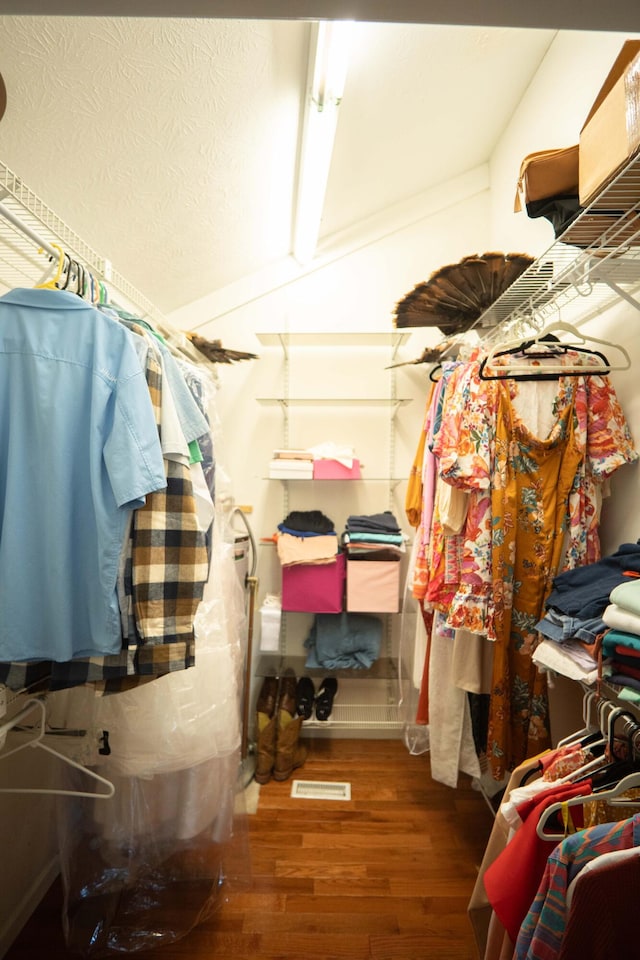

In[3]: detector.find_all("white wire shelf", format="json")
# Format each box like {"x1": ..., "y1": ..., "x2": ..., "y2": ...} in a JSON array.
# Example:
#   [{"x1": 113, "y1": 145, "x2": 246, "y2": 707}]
[
  {"x1": 303, "y1": 703, "x2": 403, "y2": 729},
  {"x1": 254, "y1": 654, "x2": 399, "y2": 680},
  {"x1": 0, "y1": 161, "x2": 165, "y2": 325},
  {"x1": 0, "y1": 159, "x2": 208, "y2": 368},
  {"x1": 477, "y1": 148, "x2": 640, "y2": 336}
]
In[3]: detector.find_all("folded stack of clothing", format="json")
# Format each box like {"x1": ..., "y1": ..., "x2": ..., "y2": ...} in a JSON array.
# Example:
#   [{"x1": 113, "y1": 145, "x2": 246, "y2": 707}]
[
  {"x1": 342, "y1": 511, "x2": 405, "y2": 561},
  {"x1": 602, "y1": 578, "x2": 640, "y2": 699},
  {"x1": 304, "y1": 612, "x2": 382, "y2": 670},
  {"x1": 276, "y1": 510, "x2": 339, "y2": 566},
  {"x1": 534, "y1": 540, "x2": 640, "y2": 684}
]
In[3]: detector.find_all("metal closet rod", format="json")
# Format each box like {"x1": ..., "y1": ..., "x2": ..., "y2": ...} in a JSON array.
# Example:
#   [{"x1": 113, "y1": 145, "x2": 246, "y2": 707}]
[
  {"x1": 0, "y1": 190, "x2": 210, "y2": 369},
  {"x1": 0, "y1": 199, "x2": 57, "y2": 258},
  {"x1": 0, "y1": 197, "x2": 108, "y2": 297}
]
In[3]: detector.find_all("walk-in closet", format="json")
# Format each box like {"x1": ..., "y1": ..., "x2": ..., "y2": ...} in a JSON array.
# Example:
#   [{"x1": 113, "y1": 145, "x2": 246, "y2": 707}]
[{"x1": 1, "y1": 6, "x2": 640, "y2": 960}]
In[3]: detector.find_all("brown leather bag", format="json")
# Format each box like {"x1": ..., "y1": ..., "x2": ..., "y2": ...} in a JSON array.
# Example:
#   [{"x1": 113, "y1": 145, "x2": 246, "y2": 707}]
[{"x1": 514, "y1": 145, "x2": 579, "y2": 212}]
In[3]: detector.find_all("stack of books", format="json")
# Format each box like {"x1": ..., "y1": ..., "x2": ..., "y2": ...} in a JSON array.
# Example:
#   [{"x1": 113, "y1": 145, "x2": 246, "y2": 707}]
[{"x1": 269, "y1": 449, "x2": 314, "y2": 479}]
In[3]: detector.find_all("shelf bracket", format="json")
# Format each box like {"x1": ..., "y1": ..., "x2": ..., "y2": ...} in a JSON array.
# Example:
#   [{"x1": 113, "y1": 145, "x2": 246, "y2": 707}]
[{"x1": 599, "y1": 278, "x2": 640, "y2": 314}]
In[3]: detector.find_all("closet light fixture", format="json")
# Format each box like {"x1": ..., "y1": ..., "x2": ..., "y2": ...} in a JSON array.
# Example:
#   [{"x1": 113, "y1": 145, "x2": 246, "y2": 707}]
[{"x1": 292, "y1": 19, "x2": 354, "y2": 265}]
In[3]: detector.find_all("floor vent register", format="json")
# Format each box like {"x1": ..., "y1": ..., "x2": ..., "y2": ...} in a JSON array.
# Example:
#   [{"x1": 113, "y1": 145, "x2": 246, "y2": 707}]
[{"x1": 290, "y1": 780, "x2": 352, "y2": 801}]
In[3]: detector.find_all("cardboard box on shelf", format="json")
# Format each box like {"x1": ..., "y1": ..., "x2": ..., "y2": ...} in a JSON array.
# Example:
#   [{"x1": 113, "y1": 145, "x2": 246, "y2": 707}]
[{"x1": 579, "y1": 40, "x2": 640, "y2": 206}]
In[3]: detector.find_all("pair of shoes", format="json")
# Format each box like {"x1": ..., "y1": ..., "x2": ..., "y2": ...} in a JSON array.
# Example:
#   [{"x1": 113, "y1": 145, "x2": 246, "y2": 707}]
[
  {"x1": 254, "y1": 673, "x2": 308, "y2": 784},
  {"x1": 295, "y1": 676, "x2": 315, "y2": 720},
  {"x1": 295, "y1": 676, "x2": 338, "y2": 722},
  {"x1": 315, "y1": 677, "x2": 338, "y2": 722}
]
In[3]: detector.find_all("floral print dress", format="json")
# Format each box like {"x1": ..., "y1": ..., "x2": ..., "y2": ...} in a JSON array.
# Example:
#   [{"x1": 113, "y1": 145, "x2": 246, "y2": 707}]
[{"x1": 430, "y1": 359, "x2": 637, "y2": 780}]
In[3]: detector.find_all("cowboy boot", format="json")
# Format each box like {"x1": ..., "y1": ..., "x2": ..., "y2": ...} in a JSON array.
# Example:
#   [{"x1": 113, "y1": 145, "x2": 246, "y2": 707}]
[
  {"x1": 254, "y1": 676, "x2": 279, "y2": 785},
  {"x1": 273, "y1": 673, "x2": 308, "y2": 782}
]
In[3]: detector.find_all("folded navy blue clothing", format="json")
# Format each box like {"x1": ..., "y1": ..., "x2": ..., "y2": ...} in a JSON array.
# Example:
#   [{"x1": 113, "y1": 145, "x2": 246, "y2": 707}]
[
  {"x1": 346, "y1": 511, "x2": 401, "y2": 534},
  {"x1": 607, "y1": 673, "x2": 640, "y2": 693},
  {"x1": 277, "y1": 524, "x2": 333, "y2": 538},
  {"x1": 282, "y1": 510, "x2": 335, "y2": 534},
  {"x1": 545, "y1": 541, "x2": 640, "y2": 620}
]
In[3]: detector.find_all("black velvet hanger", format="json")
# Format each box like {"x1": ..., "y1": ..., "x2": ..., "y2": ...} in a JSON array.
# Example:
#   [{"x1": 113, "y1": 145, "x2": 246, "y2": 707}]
[{"x1": 478, "y1": 332, "x2": 611, "y2": 381}]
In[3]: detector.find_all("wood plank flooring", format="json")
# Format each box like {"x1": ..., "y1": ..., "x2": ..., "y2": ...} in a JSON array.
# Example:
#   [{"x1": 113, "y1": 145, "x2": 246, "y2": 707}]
[{"x1": 4, "y1": 738, "x2": 494, "y2": 960}]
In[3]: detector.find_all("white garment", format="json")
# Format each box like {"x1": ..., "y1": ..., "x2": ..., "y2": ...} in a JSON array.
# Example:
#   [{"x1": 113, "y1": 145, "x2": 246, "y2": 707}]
[
  {"x1": 603, "y1": 602, "x2": 640, "y2": 635},
  {"x1": 437, "y1": 482, "x2": 469, "y2": 536},
  {"x1": 160, "y1": 365, "x2": 192, "y2": 464},
  {"x1": 427, "y1": 612, "x2": 481, "y2": 789},
  {"x1": 190, "y1": 459, "x2": 215, "y2": 533},
  {"x1": 532, "y1": 639, "x2": 599, "y2": 685}
]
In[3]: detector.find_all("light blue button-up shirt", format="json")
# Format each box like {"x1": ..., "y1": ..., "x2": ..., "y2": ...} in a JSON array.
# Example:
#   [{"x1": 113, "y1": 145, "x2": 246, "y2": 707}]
[{"x1": 0, "y1": 287, "x2": 167, "y2": 662}]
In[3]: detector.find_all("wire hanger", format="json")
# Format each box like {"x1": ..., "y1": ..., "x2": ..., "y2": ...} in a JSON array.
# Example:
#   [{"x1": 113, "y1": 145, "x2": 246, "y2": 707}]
[
  {"x1": 536, "y1": 708, "x2": 640, "y2": 840},
  {"x1": 0, "y1": 698, "x2": 115, "y2": 800},
  {"x1": 479, "y1": 319, "x2": 631, "y2": 380}
]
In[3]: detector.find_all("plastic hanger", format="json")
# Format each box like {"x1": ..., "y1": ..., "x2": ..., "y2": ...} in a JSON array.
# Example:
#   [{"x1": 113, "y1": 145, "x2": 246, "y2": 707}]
[
  {"x1": 35, "y1": 243, "x2": 66, "y2": 290},
  {"x1": 479, "y1": 320, "x2": 631, "y2": 379},
  {"x1": 537, "y1": 768, "x2": 640, "y2": 840},
  {"x1": 536, "y1": 709, "x2": 640, "y2": 840},
  {"x1": 556, "y1": 689, "x2": 599, "y2": 748},
  {"x1": 0, "y1": 698, "x2": 115, "y2": 800},
  {"x1": 562, "y1": 706, "x2": 635, "y2": 787}
]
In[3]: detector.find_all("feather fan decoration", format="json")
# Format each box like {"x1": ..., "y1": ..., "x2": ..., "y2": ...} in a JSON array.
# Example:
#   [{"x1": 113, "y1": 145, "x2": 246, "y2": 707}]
[
  {"x1": 393, "y1": 251, "x2": 534, "y2": 333},
  {"x1": 185, "y1": 332, "x2": 259, "y2": 364}
]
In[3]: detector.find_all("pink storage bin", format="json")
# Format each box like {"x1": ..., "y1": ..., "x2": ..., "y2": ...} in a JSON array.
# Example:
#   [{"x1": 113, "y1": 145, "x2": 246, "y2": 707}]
[
  {"x1": 281, "y1": 552, "x2": 346, "y2": 613},
  {"x1": 346, "y1": 559, "x2": 400, "y2": 613},
  {"x1": 312, "y1": 458, "x2": 361, "y2": 480}
]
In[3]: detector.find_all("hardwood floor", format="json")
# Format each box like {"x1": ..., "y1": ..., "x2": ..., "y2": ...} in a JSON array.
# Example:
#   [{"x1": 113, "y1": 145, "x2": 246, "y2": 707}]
[{"x1": 5, "y1": 738, "x2": 494, "y2": 960}]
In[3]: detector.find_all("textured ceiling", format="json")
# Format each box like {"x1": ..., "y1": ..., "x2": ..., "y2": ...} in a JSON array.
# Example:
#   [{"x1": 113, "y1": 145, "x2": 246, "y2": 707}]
[{"x1": 0, "y1": 17, "x2": 555, "y2": 314}]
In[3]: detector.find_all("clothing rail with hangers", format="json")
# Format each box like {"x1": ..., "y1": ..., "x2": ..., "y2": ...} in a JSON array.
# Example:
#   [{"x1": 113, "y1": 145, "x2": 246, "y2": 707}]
[
  {"x1": 0, "y1": 158, "x2": 216, "y2": 712},
  {"x1": 0, "y1": 159, "x2": 206, "y2": 368}
]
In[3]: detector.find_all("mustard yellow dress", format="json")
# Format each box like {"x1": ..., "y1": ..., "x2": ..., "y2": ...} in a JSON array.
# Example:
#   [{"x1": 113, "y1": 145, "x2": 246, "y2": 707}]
[{"x1": 487, "y1": 379, "x2": 582, "y2": 780}]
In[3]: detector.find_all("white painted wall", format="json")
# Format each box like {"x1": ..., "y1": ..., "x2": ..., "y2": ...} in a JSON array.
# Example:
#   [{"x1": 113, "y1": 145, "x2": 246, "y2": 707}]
[{"x1": 170, "y1": 169, "x2": 492, "y2": 652}]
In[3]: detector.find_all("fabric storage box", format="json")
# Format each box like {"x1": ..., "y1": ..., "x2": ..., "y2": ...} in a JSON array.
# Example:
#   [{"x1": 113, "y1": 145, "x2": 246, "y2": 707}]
[
  {"x1": 346, "y1": 559, "x2": 400, "y2": 613},
  {"x1": 281, "y1": 552, "x2": 345, "y2": 613},
  {"x1": 313, "y1": 458, "x2": 361, "y2": 480},
  {"x1": 579, "y1": 40, "x2": 640, "y2": 205}
]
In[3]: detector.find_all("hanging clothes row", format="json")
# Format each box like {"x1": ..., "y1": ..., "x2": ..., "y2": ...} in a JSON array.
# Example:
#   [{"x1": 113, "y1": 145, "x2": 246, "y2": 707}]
[
  {"x1": 0, "y1": 185, "x2": 252, "y2": 958},
  {"x1": 469, "y1": 693, "x2": 640, "y2": 960},
  {"x1": 404, "y1": 332, "x2": 638, "y2": 787},
  {"x1": 0, "y1": 283, "x2": 216, "y2": 694}
]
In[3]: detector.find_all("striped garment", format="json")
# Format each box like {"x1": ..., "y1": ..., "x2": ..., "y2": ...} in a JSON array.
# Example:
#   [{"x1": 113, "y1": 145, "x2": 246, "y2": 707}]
[{"x1": 514, "y1": 812, "x2": 640, "y2": 959}]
